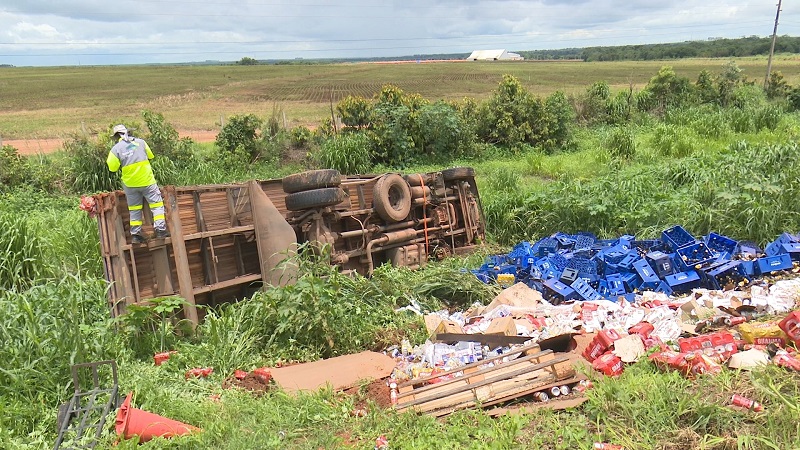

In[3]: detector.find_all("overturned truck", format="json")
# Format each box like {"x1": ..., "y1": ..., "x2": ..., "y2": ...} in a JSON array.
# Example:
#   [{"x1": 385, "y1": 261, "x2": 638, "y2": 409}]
[{"x1": 91, "y1": 167, "x2": 485, "y2": 324}]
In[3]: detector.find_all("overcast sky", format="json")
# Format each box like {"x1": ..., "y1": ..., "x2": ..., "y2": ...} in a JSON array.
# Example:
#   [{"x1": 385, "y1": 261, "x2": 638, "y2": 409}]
[{"x1": 0, "y1": 1, "x2": 797, "y2": 66}]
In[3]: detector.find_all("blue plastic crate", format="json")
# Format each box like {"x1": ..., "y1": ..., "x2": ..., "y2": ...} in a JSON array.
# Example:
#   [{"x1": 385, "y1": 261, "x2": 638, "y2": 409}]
[
  {"x1": 632, "y1": 240, "x2": 659, "y2": 253},
  {"x1": 701, "y1": 260, "x2": 744, "y2": 290},
  {"x1": 776, "y1": 232, "x2": 800, "y2": 244},
  {"x1": 606, "y1": 274, "x2": 627, "y2": 296},
  {"x1": 766, "y1": 242, "x2": 800, "y2": 261},
  {"x1": 645, "y1": 251, "x2": 675, "y2": 278},
  {"x1": 740, "y1": 260, "x2": 758, "y2": 277},
  {"x1": 570, "y1": 278, "x2": 602, "y2": 301},
  {"x1": 654, "y1": 281, "x2": 673, "y2": 296},
  {"x1": 737, "y1": 241, "x2": 762, "y2": 258},
  {"x1": 559, "y1": 267, "x2": 579, "y2": 285},
  {"x1": 705, "y1": 232, "x2": 738, "y2": 255},
  {"x1": 543, "y1": 278, "x2": 578, "y2": 303},
  {"x1": 535, "y1": 237, "x2": 559, "y2": 257},
  {"x1": 618, "y1": 253, "x2": 641, "y2": 272},
  {"x1": 662, "y1": 225, "x2": 696, "y2": 251},
  {"x1": 616, "y1": 235, "x2": 635, "y2": 251},
  {"x1": 665, "y1": 271, "x2": 701, "y2": 293},
  {"x1": 573, "y1": 234, "x2": 596, "y2": 251},
  {"x1": 566, "y1": 257, "x2": 598, "y2": 277},
  {"x1": 620, "y1": 272, "x2": 642, "y2": 292},
  {"x1": 633, "y1": 258, "x2": 661, "y2": 290},
  {"x1": 756, "y1": 253, "x2": 793, "y2": 274},
  {"x1": 676, "y1": 242, "x2": 716, "y2": 271},
  {"x1": 549, "y1": 253, "x2": 569, "y2": 272}
]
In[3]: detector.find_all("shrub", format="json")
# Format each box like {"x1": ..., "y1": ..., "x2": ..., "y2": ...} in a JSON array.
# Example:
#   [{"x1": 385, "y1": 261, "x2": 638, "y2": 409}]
[
  {"x1": 753, "y1": 105, "x2": 782, "y2": 131},
  {"x1": 289, "y1": 126, "x2": 313, "y2": 148},
  {"x1": 142, "y1": 110, "x2": 194, "y2": 163},
  {"x1": 605, "y1": 126, "x2": 636, "y2": 160},
  {"x1": 417, "y1": 101, "x2": 475, "y2": 159},
  {"x1": 65, "y1": 135, "x2": 119, "y2": 193},
  {"x1": 649, "y1": 124, "x2": 695, "y2": 158},
  {"x1": 787, "y1": 86, "x2": 800, "y2": 111},
  {"x1": 336, "y1": 95, "x2": 372, "y2": 130},
  {"x1": 314, "y1": 133, "x2": 372, "y2": 174},
  {"x1": 0, "y1": 145, "x2": 28, "y2": 189},
  {"x1": 216, "y1": 114, "x2": 263, "y2": 162},
  {"x1": 0, "y1": 212, "x2": 48, "y2": 290},
  {"x1": 766, "y1": 71, "x2": 789, "y2": 99}
]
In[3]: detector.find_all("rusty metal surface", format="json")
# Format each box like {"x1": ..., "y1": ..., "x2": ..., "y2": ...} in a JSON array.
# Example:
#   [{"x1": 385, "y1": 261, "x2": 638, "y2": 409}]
[{"x1": 93, "y1": 170, "x2": 486, "y2": 324}]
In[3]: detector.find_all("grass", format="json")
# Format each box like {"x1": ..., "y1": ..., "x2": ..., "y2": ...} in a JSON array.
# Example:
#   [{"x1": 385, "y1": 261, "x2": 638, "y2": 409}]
[{"x1": 5, "y1": 56, "x2": 800, "y2": 139}]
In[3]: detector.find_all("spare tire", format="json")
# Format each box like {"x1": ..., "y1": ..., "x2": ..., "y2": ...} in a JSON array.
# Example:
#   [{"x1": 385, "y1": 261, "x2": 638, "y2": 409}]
[
  {"x1": 373, "y1": 174, "x2": 412, "y2": 222},
  {"x1": 282, "y1": 169, "x2": 342, "y2": 194},
  {"x1": 285, "y1": 187, "x2": 347, "y2": 211},
  {"x1": 441, "y1": 167, "x2": 475, "y2": 181}
]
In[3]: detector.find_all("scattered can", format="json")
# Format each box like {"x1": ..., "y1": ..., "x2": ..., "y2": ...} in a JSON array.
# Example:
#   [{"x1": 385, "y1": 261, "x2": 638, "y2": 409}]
[
  {"x1": 594, "y1": 443, "x2": 624, "y2": 450},
  {"x1": 389, "y1": 382, "x2": 398, "y2": 405},
  {"x1": 724, "y1": 316, "x2": 746, "y2": 326},
  {"x1": 730, "y1": 394, "x2": 763, "y2": 412},
  {"x1": 549, "y1": 386, "x2": 562, "y2": 397},
  {"x1": 559, "y1": 385, "x2": 571, "y2": 396},
  {"x1": 533, "y1": 391, "x2": 550, "y2": 402}
]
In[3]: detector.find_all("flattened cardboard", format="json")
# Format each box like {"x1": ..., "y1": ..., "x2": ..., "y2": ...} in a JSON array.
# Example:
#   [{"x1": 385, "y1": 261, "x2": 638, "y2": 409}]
[
  {"x1": 485, "y1": 316, "x2": 517, "y2": 336},
  {"x1": 478, "y1": 282, "x2": 542, "y2": 317},
  {"x1": 271, "y1": 351, "x2": 395, "y2": 394}
]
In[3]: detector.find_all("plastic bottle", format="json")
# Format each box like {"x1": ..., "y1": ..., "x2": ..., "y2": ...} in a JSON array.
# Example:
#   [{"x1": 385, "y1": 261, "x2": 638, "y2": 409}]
[{"x1": 389, "y1": 382, "x2": 398, "y2": 405}]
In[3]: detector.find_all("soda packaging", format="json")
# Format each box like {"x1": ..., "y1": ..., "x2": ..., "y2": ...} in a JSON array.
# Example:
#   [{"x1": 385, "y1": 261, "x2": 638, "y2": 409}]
[{"x1": 730, "y1": 394, "x2": 763, "y2": 412}]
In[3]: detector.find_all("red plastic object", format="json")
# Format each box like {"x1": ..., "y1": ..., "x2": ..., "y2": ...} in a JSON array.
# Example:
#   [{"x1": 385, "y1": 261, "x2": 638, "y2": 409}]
[
  {"x1": 115, "y1": 392, "x2": 200, "y2": 442},
  {"x1": 252, "y1": 367, "x2": 272, "y2": 383},
  {"x1": 779, "y1": 310, "x2": 800, "y2": 346},
  {"x1": 153, "y1": 351, "x2": 177, "y2": 366},
  {"x1": 594, "y1": 443, "x2": 624, "y2": 450},
  {"x1": 185, "y1": 367, "x2": 213, "y2": 379},
  {"x1": 233, "y1": 370, "x2": 248, "y2": 380},
  {"x1": 592, "y1": 352, "x2": 623, "y2": 377},
  {"x1": 628, "y1": 322, "x2": 654, "y2": 338},
  {"x1": 583, "y1": 330, "x2": 622, "y2": 363},
  {"x1": 730, "y1": 394, "x2": 763, "y2": 412},
  {"x1": 774, "y1": 352, "x2": 800, "y2": 371}
]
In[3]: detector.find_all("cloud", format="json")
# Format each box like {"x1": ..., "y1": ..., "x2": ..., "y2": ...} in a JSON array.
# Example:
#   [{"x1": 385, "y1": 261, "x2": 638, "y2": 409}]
[{"x1": 0, "y1": 0, "x2": 792, "y2": 66}]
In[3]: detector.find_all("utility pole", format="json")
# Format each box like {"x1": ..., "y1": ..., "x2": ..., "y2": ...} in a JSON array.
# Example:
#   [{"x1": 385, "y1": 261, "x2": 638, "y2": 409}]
[{"x1": 765, "y1": 0, "x2": 783, "y2": 88}]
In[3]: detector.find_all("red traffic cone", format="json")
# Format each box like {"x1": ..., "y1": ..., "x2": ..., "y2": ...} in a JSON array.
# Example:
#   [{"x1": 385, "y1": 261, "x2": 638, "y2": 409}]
[{"x1": 115, "y1": 392, "x2": 200, "y2": 442}]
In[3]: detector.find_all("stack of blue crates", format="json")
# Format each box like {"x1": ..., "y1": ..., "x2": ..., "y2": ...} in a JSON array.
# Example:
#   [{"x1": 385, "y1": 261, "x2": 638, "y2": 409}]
[{"x1": 471, "y1": 226, "x2": 799, "y2": 303}]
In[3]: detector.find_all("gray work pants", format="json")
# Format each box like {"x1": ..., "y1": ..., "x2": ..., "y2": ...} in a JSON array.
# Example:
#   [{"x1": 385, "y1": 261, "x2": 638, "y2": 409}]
[{"x1": 124, "y1": 183, "x2": 166, "y2": 235}]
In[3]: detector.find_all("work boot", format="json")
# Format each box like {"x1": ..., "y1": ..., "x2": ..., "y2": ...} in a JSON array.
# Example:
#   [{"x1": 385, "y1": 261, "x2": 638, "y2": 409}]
[
  {"x1": 155, "y1": 229, "x2": 171, "y2": 239},
  {"x1": 131, "y1": 233, "x2": 146, "y2": 244}
]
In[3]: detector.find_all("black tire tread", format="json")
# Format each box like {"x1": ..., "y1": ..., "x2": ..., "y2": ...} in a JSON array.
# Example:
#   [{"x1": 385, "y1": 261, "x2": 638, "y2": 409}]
[
  {"x1": 285, "y1": 187, "x2": 347, "y2": 211},
  {"x1": 282, "y1": 169, "x2": 342, "y2": 194}
]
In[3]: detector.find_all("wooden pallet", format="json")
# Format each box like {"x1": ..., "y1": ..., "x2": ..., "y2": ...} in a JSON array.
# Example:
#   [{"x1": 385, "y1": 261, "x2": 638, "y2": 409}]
[{"x1": 395, "y1": 343, "x2": 576, "y2": 417}]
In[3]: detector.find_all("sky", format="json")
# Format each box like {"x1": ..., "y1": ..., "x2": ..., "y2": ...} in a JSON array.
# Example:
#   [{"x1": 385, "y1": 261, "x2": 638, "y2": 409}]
[{"x1": 0, "y1": 0, "x2": 797, "y2": 67}]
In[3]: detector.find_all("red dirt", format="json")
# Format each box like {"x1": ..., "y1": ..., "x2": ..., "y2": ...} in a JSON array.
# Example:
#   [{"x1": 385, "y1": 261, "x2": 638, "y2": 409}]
[
  {"x1": 222, "y1": 372, "x2": 272, "y2": 396},
  {"x1": 343, "y1": 377, "x2": 392, "y2": 410},
  {"x1": 6, "y1": 130, "x2": 219, "y2": 156}
]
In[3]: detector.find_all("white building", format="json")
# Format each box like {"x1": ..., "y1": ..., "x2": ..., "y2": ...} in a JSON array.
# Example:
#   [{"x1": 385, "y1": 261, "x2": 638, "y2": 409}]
[{"x1": 466, "y1": 49, "x2": 524, "y2": 61}]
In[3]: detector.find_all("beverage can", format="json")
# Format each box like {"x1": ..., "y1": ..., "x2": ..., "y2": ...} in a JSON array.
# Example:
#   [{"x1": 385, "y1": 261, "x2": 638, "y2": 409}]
[{"x1": 730, "y1": 394, "x2": 763, "y2": 412}]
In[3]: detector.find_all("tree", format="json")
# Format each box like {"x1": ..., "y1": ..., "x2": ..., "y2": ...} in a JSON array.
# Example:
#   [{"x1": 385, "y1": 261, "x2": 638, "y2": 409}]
[{"x1": 236, "y1": 57, "x2": 259, "y2": 66}]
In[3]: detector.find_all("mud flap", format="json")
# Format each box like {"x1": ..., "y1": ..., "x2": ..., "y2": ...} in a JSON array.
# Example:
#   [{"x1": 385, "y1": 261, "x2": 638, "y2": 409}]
[{"x1": 249, "y1": 180, "x2": 298, "y2": 287}]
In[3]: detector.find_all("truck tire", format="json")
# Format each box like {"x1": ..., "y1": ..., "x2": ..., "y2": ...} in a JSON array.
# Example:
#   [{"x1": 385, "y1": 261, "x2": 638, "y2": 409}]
[
  {"x1": 441, "y1": 167, "x2": 475, "y2": 181},
  {"x1": 373, "y1": 174, "x2": 412, "y2": 222},
  {"x1": 282, "y1": 169, "x2": 342, "y2": 194},
  {"x1": 285, "y1": 187, "x2": 347, "y2": 211}
]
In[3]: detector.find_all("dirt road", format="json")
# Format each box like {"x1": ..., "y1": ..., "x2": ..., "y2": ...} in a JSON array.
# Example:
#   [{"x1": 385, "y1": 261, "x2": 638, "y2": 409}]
[{"x1": 5, "y1": 130, "x2": 219, "y2": 155}]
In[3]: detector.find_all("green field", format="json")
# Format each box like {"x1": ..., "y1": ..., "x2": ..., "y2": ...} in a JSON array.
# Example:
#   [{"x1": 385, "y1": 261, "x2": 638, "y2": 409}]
[{"x1": 3, "y1": 56, "x2": 800, "y2": 139}]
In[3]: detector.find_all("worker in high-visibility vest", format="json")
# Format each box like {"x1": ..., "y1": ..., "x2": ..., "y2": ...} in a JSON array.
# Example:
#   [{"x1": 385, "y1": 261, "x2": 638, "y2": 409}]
[{"x1": 106, "y1": 124, "x2": 170, "y2": 244}]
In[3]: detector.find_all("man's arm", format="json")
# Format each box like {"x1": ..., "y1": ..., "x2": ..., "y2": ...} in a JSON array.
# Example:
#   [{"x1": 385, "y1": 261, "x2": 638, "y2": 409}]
[
  {"x1": 107, "y1": 151, "x2": 120, "y2": 172},
  {"x1": 145, "y1": 142, "x2": 155, "y2": 160}
]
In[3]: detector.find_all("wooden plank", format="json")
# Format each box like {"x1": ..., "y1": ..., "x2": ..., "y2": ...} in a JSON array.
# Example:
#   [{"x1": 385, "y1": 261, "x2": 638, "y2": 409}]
[
  {"x1": 432, "y1": 333, "x2": 532, "y2": 347},
  {"x1": 271, "y1": 351, "x2": 395, "y2": 394},
  {"x1": 396, "y1": 355, "x2": 568, "y2": 410},
  {"x1": 480, "y1": 373, "x2": 584, "y2": 409},
  {"x1": 182, "y1": 225, "x2": 255, "y2": 240},
  {"x1": 150, "y1": 246, "x2": 175, "y2": 296},
  {"x1": 164, "y1": 187, "x2": 199, "y2": 324},
  {"x1": 192, "y1": 273, "x2": 262, "y2": 295},
  {"x1": 396, "y1": 342, "x2": 543, "y2": 389}
]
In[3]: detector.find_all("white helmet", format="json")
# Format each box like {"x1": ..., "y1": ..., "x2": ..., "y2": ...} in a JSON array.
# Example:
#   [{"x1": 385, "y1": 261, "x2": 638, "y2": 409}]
[{"x1": 112, "y1": 124, "x2": 128, "y2": 135}]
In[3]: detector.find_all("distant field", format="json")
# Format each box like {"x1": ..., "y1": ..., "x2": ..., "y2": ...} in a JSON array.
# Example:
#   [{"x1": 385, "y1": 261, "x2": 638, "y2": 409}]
[{"x1": 2, "y1": 55, "x2": 800, "y2": 139}]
